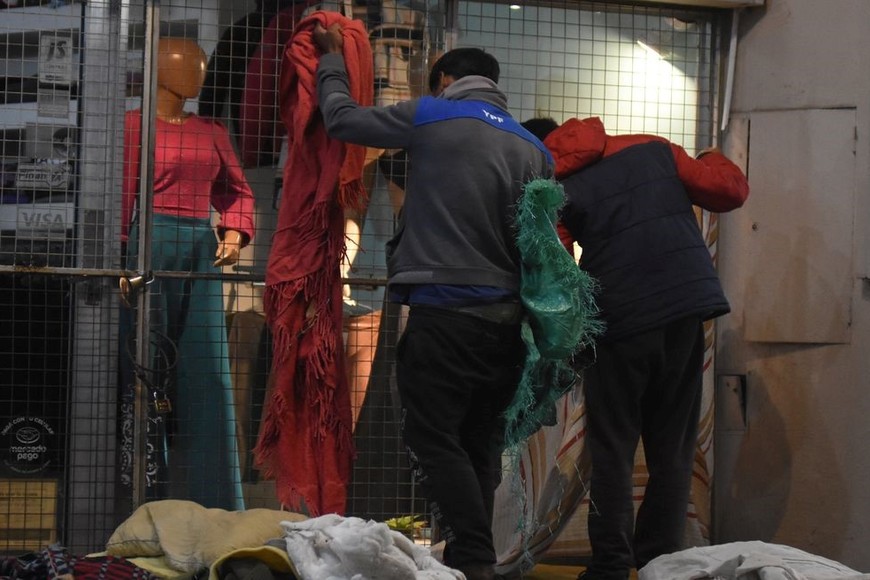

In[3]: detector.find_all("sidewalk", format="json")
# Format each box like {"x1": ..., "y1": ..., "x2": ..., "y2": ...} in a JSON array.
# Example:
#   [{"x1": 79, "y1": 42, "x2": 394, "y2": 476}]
[{"x1": 525, "y1": 565, "x2": 639, "y2": 579}]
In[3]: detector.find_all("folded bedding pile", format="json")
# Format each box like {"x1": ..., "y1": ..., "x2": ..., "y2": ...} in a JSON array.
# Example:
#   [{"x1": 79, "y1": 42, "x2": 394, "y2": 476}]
[{"x1": 101, "y1": 500, "x2": 462, "y2": 580}]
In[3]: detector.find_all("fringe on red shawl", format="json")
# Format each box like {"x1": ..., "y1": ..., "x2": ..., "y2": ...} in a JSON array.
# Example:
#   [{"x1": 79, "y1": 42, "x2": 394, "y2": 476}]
[
  {"x1": 254, "y1": 12, "x2": 372, "y2": 517},
  {"x1": 254, "y1": 274, "x2": 354, "y2": 516}
]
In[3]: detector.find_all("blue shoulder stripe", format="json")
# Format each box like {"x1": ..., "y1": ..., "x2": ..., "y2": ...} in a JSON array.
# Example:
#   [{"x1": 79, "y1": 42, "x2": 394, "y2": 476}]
[{"x1": 414, "y1": 96, "x2": 553, "y2": 164}]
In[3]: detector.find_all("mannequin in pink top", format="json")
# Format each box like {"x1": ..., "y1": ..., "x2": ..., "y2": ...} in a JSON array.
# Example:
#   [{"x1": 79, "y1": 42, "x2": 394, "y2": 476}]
[
  {"x1": 120, "y1": 37, "x2": 253, "y2": 266},
  {"x1": 119, "y1": 37, "x2": 254, "y2": 510}
]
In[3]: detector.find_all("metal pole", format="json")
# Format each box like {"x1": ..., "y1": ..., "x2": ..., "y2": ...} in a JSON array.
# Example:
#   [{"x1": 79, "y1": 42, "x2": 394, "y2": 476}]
[
  {"x1": 720, "y1": 9, "x2": 740, "y2": 133},
  {"x1": 131, "y1": 0, "x2": 160, "y2": 507}
]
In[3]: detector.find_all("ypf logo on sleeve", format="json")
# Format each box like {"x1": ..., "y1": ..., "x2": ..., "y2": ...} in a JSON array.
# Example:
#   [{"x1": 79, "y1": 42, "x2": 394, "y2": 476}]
[{"x1": 1, "y1": 416, "x2": 55, "y2": 475}]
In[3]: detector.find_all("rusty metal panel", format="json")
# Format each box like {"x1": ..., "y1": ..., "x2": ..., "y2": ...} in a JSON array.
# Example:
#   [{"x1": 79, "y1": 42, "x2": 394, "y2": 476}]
[{"x1": 743, "y1": 108, "x2": 855, "y2": 344}]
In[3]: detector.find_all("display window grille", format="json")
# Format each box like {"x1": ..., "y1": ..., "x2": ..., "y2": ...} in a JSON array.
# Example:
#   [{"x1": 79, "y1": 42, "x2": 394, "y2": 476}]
[{"x1": 0, "y1": 0, "x2": 723, "y2": 572}]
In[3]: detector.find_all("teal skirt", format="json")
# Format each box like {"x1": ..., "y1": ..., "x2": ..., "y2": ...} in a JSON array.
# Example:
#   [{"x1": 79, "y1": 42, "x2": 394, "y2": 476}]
[{"x1": 123, "y1": 213, "x2": 244, "y2": 510}]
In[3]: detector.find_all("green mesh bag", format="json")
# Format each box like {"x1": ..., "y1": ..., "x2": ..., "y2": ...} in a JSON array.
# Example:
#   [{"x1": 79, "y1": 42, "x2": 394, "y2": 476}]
[
  {"x1": 516, "y1": 177, "x2": 602, "y2": 359},
  {"x1": 500, "y1": 177, "x2": 603, "y2": 572},
  {"x1": 504, "y1": 177, "x2": 604, "y2": 448}
]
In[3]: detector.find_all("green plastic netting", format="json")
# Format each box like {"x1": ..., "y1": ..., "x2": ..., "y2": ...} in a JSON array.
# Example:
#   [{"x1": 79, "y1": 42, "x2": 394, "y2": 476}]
[{"x1": 503, "y1": 177, "x2": 604, "y2": 451}]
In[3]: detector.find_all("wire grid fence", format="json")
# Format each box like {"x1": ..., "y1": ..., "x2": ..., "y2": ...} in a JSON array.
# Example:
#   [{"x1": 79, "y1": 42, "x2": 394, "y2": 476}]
[{"x1": 0, "y1": 0, "x2": 721, "y2": 565}]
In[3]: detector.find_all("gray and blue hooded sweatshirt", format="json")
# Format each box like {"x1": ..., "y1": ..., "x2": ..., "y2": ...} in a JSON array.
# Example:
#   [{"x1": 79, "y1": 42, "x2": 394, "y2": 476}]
[{"x1": 317, "y1": 53, "x2": 553, "y2": 301}]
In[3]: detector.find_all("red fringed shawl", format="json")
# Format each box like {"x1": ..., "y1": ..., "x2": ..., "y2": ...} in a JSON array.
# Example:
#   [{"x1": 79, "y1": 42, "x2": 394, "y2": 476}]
[{"x1": 254, "y1": 11, "x2": 373, "y2": 516}]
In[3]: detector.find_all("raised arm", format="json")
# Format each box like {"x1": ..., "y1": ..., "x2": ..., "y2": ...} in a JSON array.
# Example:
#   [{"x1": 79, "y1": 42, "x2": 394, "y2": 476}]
[
  {"x1": 314, "y1": 23, "x2": 418, "y2": 149},
  {"x1": 672, "y1": 144, "x2": 749, "y2": 212}
]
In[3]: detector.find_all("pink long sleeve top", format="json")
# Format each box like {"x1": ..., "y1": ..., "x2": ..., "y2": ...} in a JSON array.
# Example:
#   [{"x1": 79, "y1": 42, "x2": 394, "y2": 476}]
[{"x1": 122, "y1": 109, "x2": 256, "y2": 244}]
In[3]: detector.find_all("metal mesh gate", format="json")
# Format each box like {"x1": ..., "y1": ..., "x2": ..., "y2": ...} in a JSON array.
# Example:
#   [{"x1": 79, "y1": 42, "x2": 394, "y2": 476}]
[{"x1": 0, "y1": 0, "x2": 721, "y2": 563}]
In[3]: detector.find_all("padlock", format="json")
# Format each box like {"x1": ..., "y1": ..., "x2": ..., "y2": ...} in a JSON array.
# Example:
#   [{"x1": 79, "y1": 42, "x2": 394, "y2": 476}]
[{"x1": 152, "y1": 392, "x2": 172, "y2": 414}]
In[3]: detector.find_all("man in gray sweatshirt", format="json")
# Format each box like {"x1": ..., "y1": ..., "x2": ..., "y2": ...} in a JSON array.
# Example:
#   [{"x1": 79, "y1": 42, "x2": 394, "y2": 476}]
[{"x1": 314, "y1": 23, "x2": 553, "y2": 580}]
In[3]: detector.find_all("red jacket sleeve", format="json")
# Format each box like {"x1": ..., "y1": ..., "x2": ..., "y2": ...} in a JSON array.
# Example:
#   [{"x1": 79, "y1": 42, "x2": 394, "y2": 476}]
[{"x1": 670, "y1": 143, "x2": 749, "y2": 212}]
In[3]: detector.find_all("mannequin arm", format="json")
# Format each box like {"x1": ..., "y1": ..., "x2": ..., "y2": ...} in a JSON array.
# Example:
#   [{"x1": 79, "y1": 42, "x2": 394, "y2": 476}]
[
  {"x1": 342, "y1": 212, "x2": 362, "y2": 301},
  {"x1": 214, "y1": 229, "x2": 243, "y2": 267},
  {"x1": 119, "y1": 229, "x2": 241, "y2": 306}
]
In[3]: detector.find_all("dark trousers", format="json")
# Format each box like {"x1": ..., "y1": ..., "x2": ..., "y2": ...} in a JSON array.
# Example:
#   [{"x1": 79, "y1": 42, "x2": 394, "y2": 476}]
[
  {"x1": 396, "y1": 305, "x2": 524, "y2": 570},
  {"x1": 583, "y1": 316, "x2": 704, "y2": 579}
]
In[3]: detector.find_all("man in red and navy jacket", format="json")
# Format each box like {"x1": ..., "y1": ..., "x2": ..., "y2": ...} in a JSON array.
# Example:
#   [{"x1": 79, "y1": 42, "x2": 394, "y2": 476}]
[{"x1": 530, "y1": 116, "x2": 749, "y2": 580}]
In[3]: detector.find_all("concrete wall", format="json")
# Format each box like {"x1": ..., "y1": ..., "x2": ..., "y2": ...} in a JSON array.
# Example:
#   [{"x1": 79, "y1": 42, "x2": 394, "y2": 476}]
[{"x1": 715, "y1": 0, "x2": 870, "y2": 570}]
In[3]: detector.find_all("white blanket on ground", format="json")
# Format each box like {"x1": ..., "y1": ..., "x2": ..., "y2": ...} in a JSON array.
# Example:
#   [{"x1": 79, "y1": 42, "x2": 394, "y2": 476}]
[
  {"x1": 639, "y1": 541, "x2": 870, "y2": 580},
  {"x1": 281, "y1": 514, "x2": 465, "y2": 580}
]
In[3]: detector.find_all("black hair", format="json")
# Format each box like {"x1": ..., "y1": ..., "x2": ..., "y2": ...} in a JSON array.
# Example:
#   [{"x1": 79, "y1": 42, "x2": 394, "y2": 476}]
[
  {"x1": 428, "y1": 48, "x2": 500, "y2": 93},
  {"x1": 521, "y1": 117, "x2": 559, "y2": 141}
]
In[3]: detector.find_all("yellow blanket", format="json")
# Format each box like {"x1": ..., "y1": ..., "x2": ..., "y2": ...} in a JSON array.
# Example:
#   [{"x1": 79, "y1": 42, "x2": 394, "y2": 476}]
[{"x1": 103, "y1": 499, "x2": 305, "y2": 578}]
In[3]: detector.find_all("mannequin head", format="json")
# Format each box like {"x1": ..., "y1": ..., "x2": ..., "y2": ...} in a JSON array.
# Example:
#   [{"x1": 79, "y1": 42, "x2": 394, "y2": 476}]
[{"x1": 156, "y1": 37, "x2": 207, "y2": 116}]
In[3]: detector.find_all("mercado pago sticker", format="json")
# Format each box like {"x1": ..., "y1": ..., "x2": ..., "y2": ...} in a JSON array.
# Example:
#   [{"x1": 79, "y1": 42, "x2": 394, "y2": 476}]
[{"x1": 1, "y1": 416, "x2": 55, "y2": 475}]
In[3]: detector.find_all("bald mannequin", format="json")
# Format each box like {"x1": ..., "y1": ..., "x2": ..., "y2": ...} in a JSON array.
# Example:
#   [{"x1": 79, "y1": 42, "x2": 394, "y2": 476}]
[
  {"x1": 121, "y1": 38, "x2": 244, "y2": 301},
  {"x1": 118, "y1": 37, "x2": 255, "y2": 510},
  {"x1": 154, "y1": 37, "x2": 207, "y2": 121},
  {"x1": 158, "y1": 37, "x2": 243, "y2": 265}
]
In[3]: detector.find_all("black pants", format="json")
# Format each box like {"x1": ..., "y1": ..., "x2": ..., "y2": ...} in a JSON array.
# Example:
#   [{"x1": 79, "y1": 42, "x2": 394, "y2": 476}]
[
  {"x1": 396, "y1": 305, "x2": 524, "y2": 570},
  {"x1": 583, "y1": 316, "x2": 704, "y2": 579}
]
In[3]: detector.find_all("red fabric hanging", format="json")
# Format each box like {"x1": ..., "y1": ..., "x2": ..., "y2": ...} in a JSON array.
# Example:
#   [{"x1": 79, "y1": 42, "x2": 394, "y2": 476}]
[{"x1": 254, "y1": 11, "x2": 373, "y2": 516}]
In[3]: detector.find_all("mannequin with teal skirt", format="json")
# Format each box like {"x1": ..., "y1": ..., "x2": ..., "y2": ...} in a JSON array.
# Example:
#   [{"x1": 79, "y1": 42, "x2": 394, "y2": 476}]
[{"x1": 119, "y1": 37, "x2": 255, "y2": 511}]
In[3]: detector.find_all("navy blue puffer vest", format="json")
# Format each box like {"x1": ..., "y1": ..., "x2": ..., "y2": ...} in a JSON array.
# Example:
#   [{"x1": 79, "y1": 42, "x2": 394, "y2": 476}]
[{"x1": 559, "y1": 141, "x2": 730, "y2": 342}]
